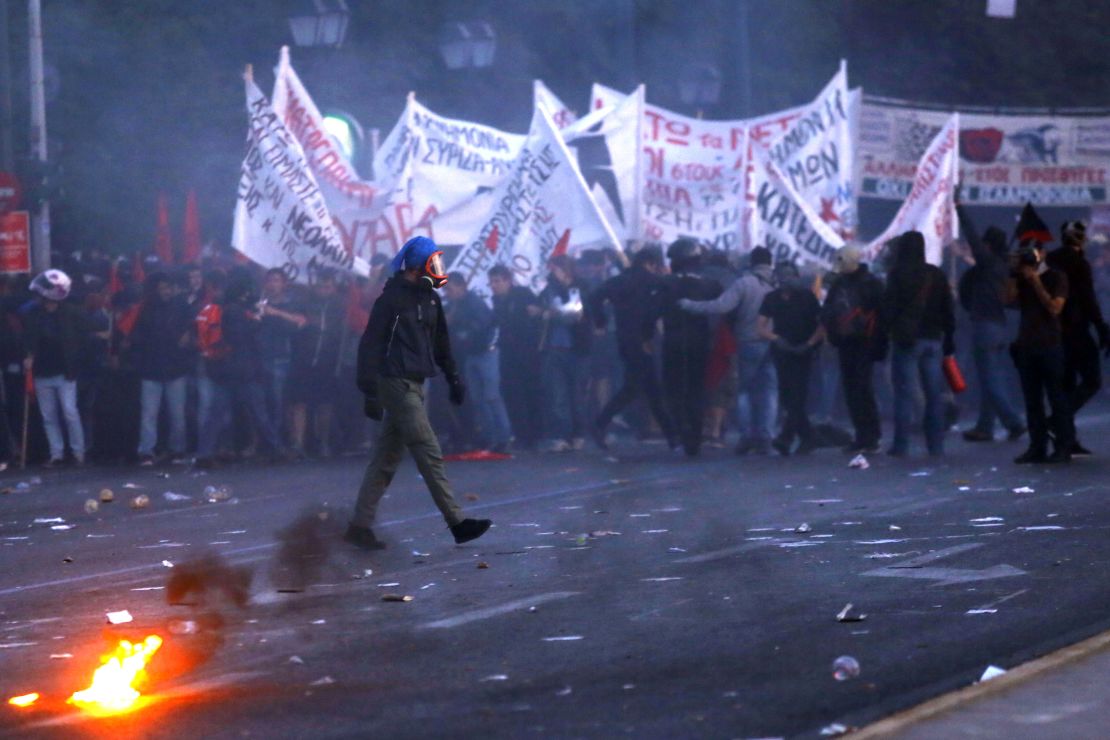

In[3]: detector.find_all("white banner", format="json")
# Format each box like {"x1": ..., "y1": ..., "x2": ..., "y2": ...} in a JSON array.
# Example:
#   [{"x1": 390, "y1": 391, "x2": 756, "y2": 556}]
[
  {"x1": 448, "y1": 106, "x2": 621, "y2": 301},
  {"x1": 271, "y1": 47, "x2": 386, "y2": 264},
  {"x1": 232, "y1": 77, "x2": 368, "y2": 282},
  {"x1": 765, "y1": 63, "x2": 857, "y2": 238},
  {"x1": 860, "y1": 99, "x2": 1110, "y2": 205},
  {"x1": 745, "y1": 145, "x2": 845, "y2": 269},
  {"x1": 864, "y1": 113, "x2": 960, "y2": 266},
  {"x1": 534, "y1": 80, "x2": 577, "y2": 130},
  {"x1": 372, "y1": 95, "x2": 526, "y2": 250}
]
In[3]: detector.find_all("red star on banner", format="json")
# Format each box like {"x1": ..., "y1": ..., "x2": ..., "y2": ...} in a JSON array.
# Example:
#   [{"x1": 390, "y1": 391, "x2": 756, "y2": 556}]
[
  {"x1": 485, "y1": 224, "x2": 500, "y2": 253},
  {"x1": 819, "y1": 198, "x2": 840, "y2": 225},
  {"x1": 551, "y1": 228, "x2": 571, "y2": 259}
]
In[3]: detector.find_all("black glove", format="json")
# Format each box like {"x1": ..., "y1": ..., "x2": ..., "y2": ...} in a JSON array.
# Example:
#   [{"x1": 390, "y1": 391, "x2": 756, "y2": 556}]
[
  {"x1": 447, "y1": 375, "x2": 466, "y2": 406},
  {"x1": 1098, "y1": 323, "x2": 1110, "y2": 358},
  {"x1": 363, "y1": 393, "x2": 383, "y2": 421}
]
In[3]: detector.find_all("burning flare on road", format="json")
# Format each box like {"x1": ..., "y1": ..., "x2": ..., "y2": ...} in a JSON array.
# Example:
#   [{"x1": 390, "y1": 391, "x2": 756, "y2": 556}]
[
  {"x1": 8, "y1": 692, "x2": 39, "y2": 708},
  {"x1": 68, "y1": 635, "x2": 163, "y2": 715}
]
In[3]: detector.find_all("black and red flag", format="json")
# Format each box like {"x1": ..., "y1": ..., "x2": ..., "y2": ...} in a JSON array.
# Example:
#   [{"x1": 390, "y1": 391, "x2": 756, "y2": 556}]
[{"x1": 1013, "y1": 202, "x2": 1053, "y2": 244}]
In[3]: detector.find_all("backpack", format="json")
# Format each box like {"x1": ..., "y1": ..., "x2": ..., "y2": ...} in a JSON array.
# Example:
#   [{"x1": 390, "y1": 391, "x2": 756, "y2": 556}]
[
  {"x1": 826, "y1": 279, "x2": 876, "y2": 342},
  {"x1": 195, "y1": 303, "x2": 229, "y2": 360}
]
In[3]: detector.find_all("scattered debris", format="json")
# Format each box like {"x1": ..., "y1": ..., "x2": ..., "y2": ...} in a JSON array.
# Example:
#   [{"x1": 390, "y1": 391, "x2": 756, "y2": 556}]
[
  {"x1": 820, "y1": 723, "x2": 853, "y2": 737},
  {"x1": 979, "y1": 665, "x2": 1006, "y2": 682},
  {"x1": 832, "y1": 655, "x2": 860, "y2": 681},
  {"x1": 641, "y1": 529, "x2": 669, "y2": 534},
  {"x1": 555, "y1": 686, "x2": 572, "y2": 696},
  {"x1": 168, "y1": 620, "x2": 199, "y2": 635},
  {"x1": 795, "y1": 523, "x2": 812, "y2": 534},
  {"x1": 377, "y1": 582, "x2": 401, "y2": 588},
  {"x1": 667, "y1": 547, "x2": 687, "y2": 553},
  {"x1": 1016, "y1": 525, "x2": 1066, "y2": 532},
  {"x1": 966, "y1": 609, "x2": 997, "y2": 615},
  {"x1": 542, "y1": 635, "x2": 583, "y2": 642},
  {"x1": 1012, "y1": 486, "x2": 1035, "y2": 494},
  {"x1": 889, "y1": 525, "x2": 902, "y2": 531},
  {"x1": 465, "y1": 493, "x2": 479, "y2": 502},
  {"x1": 289, "y1": 656, "x2": 304, "y2": 665},
  {"x1": 33, "y1": 517, "x2": 65, "y2": 524},
  {"x1": 122, "y1": 482, "x2": 143, "y2": 489},
  {"x1": 163, "y1": 491, "x2": 190, "y2": 502},
  {"x1": 310, "y1": 676, "x2": 335, "y2": 686},
  {"x1": 84, "y1": 499, "x2": 99, "y2": 514},
  {"x1": 970, "y1": 517, "x2": 1004, "y2": 523},
  {"x1": 51, "y1": 525, "x2": 74, "y2": 531},
  {"x1": 381, "y1": 594, "x2": 414, "y2": 603},
  {"x1": 411, "y1": 550, "x2": 430, "y2": 558},
  {"x1": 49, "y1": 653, "x2": 73, "y2": 659},
  {"x1": 130, "y1": 494, "x2": 151, "y2": 509},
  {"x1": 311, "y1": 619, "x2": 327, "y2": 625},
  {"x1": 641, "y1": 577, "x2": 683, "y2": 582},
  {"x1": 204, "y1": 485, "x2": 232, "y2": 503},
  {"x1": 106, "y1": 610, "x2": 133, "y2": 625},
  {"x1": 909, "y1": 471, "x2": 932, "y2": 477},
  {"x1": 480, "y1": 674, "x2": 508, "y2": 682},
  {"x1": 836, "y1": 604, "x2": 867, "y2": 623},
  {"x1": 62, "y1": 557, "x2": 73, "y2": 563},
  {"x1": 99, "y1": 489, "x2": 114, "y2": 503},
  {"x1": 161, "y1": 560, "x2": 174, "y2": 568},
  {"x1": 477, "y1": 562, "x2": 489, "y2": 569},
  {"x1": 589, "y1": 530, "x2": 621, "y2": 537},
  {"x1": 848, "y1": 454, "x2": 869, "y2": 469}
]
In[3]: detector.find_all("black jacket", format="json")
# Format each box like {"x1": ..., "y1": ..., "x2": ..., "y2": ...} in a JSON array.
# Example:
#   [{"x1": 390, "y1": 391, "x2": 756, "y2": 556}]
[
  {"x1": 661, "y1": 271, "x2": 721, "y2": 358},
  {"x1": 23, "y1": 301, "x2": 85, "y2": 380},
  {"x1": 956, "y1": 205, "x2": 1009, "y2": 324},
  {"x1": 822, "y1": 265, "x2": 885, "y2": 350},
  {"x1": 129, "y1": 296, "x2": 194, "y2": 381},
  {"x1": 356, "y1": 276, "x2": 457, "y2": 393},
  {"x1": 588, "y1": 266, "x2": 667, "y2": 356},
  {"x1": 446, "y1": 291, "x2": 495, "y2": 359},
  {"x1": 207, "y1": 302, "x2": 265, "y2": 382},
  {"x1": 1046, "y1": 245, "x2": 1109, "y2": 341},
  {"x1": 492, "y1": 284, "x2": 542, "y2": 357},
  {"x1": 883, "y1": 240, "x2": 956, "y2": 352}
]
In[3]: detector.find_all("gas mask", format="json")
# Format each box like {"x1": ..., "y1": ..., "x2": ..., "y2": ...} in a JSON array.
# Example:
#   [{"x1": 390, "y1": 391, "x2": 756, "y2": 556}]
[{"x1": 423, "y1": 251, "x2": 448, "y2": 289}]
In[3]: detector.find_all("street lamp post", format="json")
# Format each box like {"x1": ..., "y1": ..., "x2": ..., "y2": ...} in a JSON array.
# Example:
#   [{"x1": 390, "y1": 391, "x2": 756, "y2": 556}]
[
  {"x1": 678, "y1": 63, "x2": 721, "y2": 116},
  {"x1": 28, "y1": 0, "x2": 48, "y2": 272},
  {"x1": 288, "y1": 0, "x2": 350, "y2": 48},
  {"x1": 438, "y1": 21, "x2": 496, "y2": 70}
]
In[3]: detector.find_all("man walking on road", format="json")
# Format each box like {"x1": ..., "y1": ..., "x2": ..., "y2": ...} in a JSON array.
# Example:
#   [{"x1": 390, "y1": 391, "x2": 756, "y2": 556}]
[{"x1": 348, "y1": 236, "x2": 491, "y2": 550}]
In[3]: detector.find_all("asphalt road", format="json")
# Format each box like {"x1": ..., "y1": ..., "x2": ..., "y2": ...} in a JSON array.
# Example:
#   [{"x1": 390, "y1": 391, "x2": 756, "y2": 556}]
[{"x1": 4, "y1": 408, "x2": 1110, "y2": 739}]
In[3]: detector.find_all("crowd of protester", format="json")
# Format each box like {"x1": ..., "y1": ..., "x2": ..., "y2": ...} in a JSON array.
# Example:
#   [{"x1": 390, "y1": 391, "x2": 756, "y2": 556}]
[{"x1": 2, "y1": 203, "x2": 1108, "y2": 471}]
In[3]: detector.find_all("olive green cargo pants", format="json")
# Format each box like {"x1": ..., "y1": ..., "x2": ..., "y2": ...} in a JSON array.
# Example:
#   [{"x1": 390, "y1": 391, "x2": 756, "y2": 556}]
[{"x1": 352, "y1": 377, "x2": 463, "y2": 528}]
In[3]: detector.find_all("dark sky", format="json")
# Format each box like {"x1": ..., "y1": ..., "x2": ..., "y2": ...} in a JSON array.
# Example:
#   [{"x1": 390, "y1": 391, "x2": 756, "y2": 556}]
[{"x1": 5, "y1": 0, "x2": 1108, "y2": 255}]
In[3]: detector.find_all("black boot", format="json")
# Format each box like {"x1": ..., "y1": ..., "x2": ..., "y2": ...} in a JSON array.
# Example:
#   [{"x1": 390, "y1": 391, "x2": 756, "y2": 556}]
[
  {"x1": 344, "y1": 524, "x2": 386, "y2": 550},
  {"x1": 451, "y1": 518, "x2": 491, "y2": 544}
]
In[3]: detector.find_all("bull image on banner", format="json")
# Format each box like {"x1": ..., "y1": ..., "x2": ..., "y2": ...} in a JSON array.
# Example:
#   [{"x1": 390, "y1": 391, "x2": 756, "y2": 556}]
[
  {"x1": 232, "y1": 74, "x2": 369, "y2": 282},
  {"x1": 860, "y1": 98, "x2": 1110, "y2": 206},
  {"x1": 864, "y1": 113, "x2": 960, "y2": 266},
  {"x1": 449, "y1": 105, "x2": 621, "y2": 301},
  {"x1": 745, "y1": 144, "x2": 845, "y2": 269}
]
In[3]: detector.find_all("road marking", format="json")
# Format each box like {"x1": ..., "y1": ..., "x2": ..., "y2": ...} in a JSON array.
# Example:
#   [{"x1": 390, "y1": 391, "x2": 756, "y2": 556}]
[
  {"x1": 673, "y1": 540, "x2": 785, "y2": 564},
  {"x1": 970, "y1": 588, "x2": 1031, "y2": 613},
  {"x1": 420, "y1": 591, "x2": 580, "y2": 629},
  {"x1": 862, "y1": 543, "x2": 1026, "y2": 586}
]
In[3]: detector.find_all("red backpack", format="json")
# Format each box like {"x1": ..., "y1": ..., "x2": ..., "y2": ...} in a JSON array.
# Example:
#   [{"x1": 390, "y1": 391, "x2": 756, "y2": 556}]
[{"x1": 195, "y1": 303, "x2": 229, "y2": 360}]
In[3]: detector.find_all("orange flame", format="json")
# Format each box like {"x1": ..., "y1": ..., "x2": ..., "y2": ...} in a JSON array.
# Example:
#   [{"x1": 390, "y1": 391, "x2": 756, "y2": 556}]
[
  {"x1": 67, "y1": 635, "x2": 163, "y2": 715},
  {"x1": 8, "y1": 692, "x2": 39, "y2": 707}
]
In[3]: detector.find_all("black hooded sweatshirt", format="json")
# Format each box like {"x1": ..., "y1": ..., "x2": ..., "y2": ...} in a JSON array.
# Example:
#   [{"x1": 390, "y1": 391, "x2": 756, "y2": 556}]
[
  {"x1": 356, "y1": 275, "x2": 457, "y2": 393},
  {"x1": 956, "y1": 205, "x2": 1010, "y2": 325},
  {"x1": 1046, "y1": 244, "x2": 1109, "y2": 341},
  {"x1": 883, "y1": 233, "x2": 956, "y2": 352}
]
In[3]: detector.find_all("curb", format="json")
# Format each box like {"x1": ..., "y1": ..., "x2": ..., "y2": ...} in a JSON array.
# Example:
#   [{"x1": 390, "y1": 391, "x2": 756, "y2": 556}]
[{"x1": 852, "y1": 628, "x2": 1110, "y2": 737}]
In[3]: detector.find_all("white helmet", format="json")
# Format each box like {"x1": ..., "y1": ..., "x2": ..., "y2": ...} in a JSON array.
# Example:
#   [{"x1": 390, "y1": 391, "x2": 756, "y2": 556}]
[{"x1": 30, "y1": 269, "x2": 72, "y2": 301}]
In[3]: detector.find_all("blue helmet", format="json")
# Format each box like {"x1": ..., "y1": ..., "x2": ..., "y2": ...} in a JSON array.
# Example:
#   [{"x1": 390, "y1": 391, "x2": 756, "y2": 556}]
[{"x1": 390, "y1": 236, "x2": 447, "y2": 288}]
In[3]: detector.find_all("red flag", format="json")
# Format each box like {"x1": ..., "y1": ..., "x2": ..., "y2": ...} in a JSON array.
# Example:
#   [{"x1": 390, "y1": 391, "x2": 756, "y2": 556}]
[
  {"x1": 154, "y1": 194, "x2": 174, "y2": 265},
  {"x1": 551, "y1": 228, "x2": 571, "y2": 259},
  {"x1": 107, "y1": 260, "x2": 123, "y2": 297},
  {"x1": 485, "y1": 224, "x2": 500, "y2": 253},
  {"x1": 117, "y1": 304, "x2": 142, "y2": 337},
  {"x1": 182, "y1": 189, "x2": 202, "y2": 264},
  {"x1": 131, "y1": 254, "x2": 146, "y2": 285},
  {"x1": 1014, "y1": 202, "x2": 1053, "y2": 244}
]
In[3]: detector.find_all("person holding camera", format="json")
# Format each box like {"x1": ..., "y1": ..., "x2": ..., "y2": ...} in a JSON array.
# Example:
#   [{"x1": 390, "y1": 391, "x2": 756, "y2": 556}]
[{"x1": 1008, "y1": 240, "x2": 1073, "y2": 464}]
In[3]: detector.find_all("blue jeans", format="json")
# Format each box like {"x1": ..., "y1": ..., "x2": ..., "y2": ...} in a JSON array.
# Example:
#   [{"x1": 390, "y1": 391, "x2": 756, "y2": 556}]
[
  {"x1": 197, "y1": 379, "x2": 283, "y2": 458},
  {"x1": 736, "y1": 341, "x2": 776, "y2": 443},
  {"x1": 464, "y1": 348, "x2": 511, "y2": 448},
  {"x1": 891, "y1": 340, "x2": 946, "y2": 455},
  {"x1": 138, "y1": 377, "x2": 187, "y2": 456},
  {"x1": 34, "y1": 375, "x2": 84, "y2": 461},
  {"x1": 262, "y1": 357, "x2": 290, "y2": 440},
  {"x1": 970, "y1": 321, "x2": 1022, "y2": 434},
  {"x1": 541, "y1": 348, "x2": 588, "y2": 442}
]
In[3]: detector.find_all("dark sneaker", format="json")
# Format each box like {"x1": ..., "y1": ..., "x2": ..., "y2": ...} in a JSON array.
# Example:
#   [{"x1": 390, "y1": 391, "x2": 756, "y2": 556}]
[
  {"x1": 591, "y1": 423, "x2": 609, "y2": 451},
  {"x1": 962, "y1": 429, "x2": 993, "y2": 442},
  {"x1": 796, "y1": 440, "x2": 818, "y2": 456},
  {"x1": 344, "y1": 524, "x2": 386, "y2": 551},
  {"x1": 1071, "y1": 441, "x2": 1093, "y2": 458},
  {"x1": 451, "y1": 518, "x2": 491, "y2": 544},
  {"x1": 1014, "y1": 449, "x2": 1048, "y2": 465},
  {"x1": 42, "y1": 457, "x2": 64, "y2": 469},
  {"x1": 886, "y1": 446, "x2": 908, "y2": 458},
  {"x1": 1007, "y1": 425, "x2": 1027, "y2": 442},
  {"x1": 734, "y1": 438, "x2": 756, "y2": 456},
  {"x1": 772, "y1": 437, "x2": 792, "y2": 456},
  {"x1": 1046, "y1": 448, "x2": 1072, "y2": 464}
]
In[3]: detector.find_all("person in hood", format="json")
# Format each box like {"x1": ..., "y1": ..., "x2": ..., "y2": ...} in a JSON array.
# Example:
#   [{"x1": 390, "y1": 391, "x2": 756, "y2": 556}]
[
  {"x1": 680, "y1": 246, "x2": 778, "y2": 455},
  {"x1": 1046, "y1": 219, "x2": 1109, "y2": 456},
  {"x1": 660, "y1": 239, "x2": 721, "y2": 457},
  {"x1": 956, "y1": 203, "x2": 1025, "y2": 443},
  {"x1": 349, "y1": 236, "x2": 491, "y2": 550},
  {"x1": 821, "y1": 246, "x2": 886, "y2": 454},
  {"x1": 882, "y1": 231, "x2": 956, "y2": 457}
]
